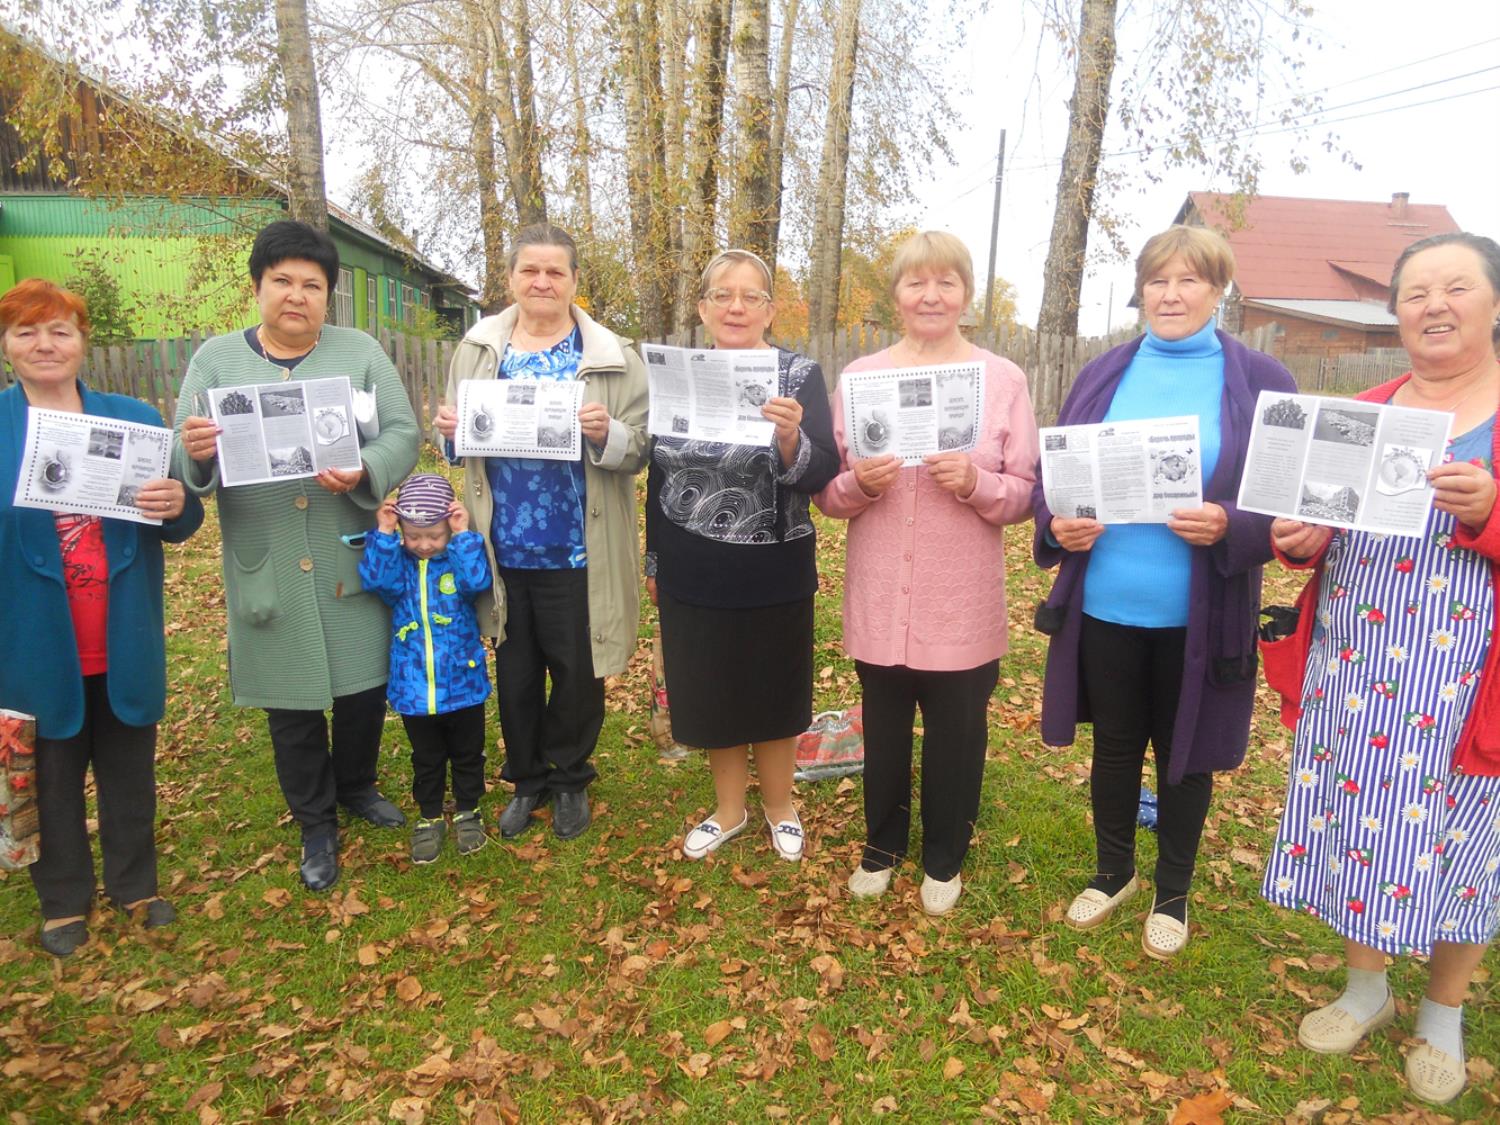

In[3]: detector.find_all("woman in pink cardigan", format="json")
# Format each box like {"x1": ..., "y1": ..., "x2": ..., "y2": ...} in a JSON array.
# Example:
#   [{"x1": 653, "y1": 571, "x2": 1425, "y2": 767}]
[{"x1": 816, "y1": 231, "x2": 1039, "y2": 915}]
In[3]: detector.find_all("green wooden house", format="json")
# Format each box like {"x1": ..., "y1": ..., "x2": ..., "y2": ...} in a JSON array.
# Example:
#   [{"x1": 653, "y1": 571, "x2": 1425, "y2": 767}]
[{"x1": 0, "y1": 30, "x2": 479, "y2": 340}]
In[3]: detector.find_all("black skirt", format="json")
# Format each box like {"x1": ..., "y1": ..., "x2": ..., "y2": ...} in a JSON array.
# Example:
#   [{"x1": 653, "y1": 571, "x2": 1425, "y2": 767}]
[{"x1": 657, "y1": 591, "x2": 815, "y2": 749}]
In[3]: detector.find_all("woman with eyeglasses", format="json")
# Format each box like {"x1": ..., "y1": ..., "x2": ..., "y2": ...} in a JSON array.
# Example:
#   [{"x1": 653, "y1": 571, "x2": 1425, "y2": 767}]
[
  {"x1": 175, "y1": 220, "x2": 419, "y2": 892},
  {"x1": 648, "y1": 250, "x2": 839, "y2": 863}
]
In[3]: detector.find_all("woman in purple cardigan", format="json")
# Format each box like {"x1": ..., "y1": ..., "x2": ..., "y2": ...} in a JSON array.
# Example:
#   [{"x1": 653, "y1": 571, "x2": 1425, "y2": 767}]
[{"x1": 1033, "y1": 226, "x2": 1296, "y2": 958}]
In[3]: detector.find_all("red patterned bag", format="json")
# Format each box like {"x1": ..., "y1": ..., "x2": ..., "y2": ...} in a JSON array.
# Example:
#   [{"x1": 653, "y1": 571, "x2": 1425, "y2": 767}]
[
  {"x1": 795, "y1": 706, "x2": 865, "y2": 781},
  {"x1": 0, "y1": 710, "x2": 40, "y2": 869}
]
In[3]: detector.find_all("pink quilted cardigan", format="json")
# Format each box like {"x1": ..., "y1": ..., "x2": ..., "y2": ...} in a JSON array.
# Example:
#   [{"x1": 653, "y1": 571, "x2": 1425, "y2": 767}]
[{"x1": 815, "y1": 346, "x2": 1039, "y2": 671}]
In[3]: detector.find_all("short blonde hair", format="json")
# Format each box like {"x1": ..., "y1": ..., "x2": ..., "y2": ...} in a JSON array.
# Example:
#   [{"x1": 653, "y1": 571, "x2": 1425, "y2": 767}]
[
  {"x1": 700, "y1": 249, "x2": 774, "y2": 298},
  {"x1": 1134, "y1": 226, "x2": 1236, "y2": 301},
  {"x1": 890, "y1": 231, "x2": 975, "y2": 304}
]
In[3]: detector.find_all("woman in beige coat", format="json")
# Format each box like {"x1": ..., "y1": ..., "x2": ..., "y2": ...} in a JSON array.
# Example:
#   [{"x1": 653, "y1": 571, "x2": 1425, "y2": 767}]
[{"x1": 435, "y1": 224, "x2": 648, "y2": 842}]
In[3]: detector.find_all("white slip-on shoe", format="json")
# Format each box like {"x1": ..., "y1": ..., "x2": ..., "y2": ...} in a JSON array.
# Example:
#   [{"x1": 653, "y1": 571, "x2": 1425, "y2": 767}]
[
  {"x1": 847, "y1": 865, "x2": 893, "y2": 898},
  {"x1": 1064, "y1": 875, "x2": 1140, "y2": 931},
  {"x1": 765, "y1": 810, "x2": 804, "y2": 862},
  {"x1": 1141, "y1": 910, "x2": 1190, "y2": 960},
  {"x1": 681, "y1": 812, "x2": 749, "y2": 860},
  {"x1": 1405, "y1": 1040, "x2": 1467, "y2": 1104},
  {"x1": 1297, "y1": 992, "x2": 1396, "y2": 1054},
  {"x1": 920, "y1": 872, "x2": 963, "y2": 916}
]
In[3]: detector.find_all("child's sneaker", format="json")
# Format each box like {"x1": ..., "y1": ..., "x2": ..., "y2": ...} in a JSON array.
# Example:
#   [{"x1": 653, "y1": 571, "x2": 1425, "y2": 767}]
[
  {"x1": 411, "y1": 817, "x2": 446, "y2": 864},
  {"x1": 453, "y1": 810, "x2": 488, "y2": 855}
]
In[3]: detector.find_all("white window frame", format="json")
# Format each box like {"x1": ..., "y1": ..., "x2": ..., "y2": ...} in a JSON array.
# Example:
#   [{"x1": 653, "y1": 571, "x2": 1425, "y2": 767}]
[
  {"x1": 333, "y1": 267, "x2": 354, "y2": 327},
  {"x1": 366, "y1": 274, "x2": 378, "y2": 332}
]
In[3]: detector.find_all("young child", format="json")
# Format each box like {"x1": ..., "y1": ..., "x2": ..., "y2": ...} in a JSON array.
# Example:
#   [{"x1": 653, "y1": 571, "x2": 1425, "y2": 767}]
[{"x1": 359, "y1": 473, "x2": 495, "y2": 862}]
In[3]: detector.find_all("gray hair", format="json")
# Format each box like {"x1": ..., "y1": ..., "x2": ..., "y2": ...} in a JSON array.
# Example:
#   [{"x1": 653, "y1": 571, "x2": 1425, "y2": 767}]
[
  {"x1": 699, "y1": 249, "x2": 773, "y2": 298},
  {"x1": 507, "y1": 223, "x2": 579, "y2": 273}
]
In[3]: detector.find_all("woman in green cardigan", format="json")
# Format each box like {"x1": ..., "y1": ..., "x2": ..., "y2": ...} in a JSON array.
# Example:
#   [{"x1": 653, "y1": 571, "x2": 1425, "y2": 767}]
[{"x1": 174, "y1": 221, "x2": 419, "y2": 891}]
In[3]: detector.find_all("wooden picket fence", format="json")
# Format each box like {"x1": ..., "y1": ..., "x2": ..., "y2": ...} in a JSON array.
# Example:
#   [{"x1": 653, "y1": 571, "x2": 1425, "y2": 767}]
[{"x1": 1, "y1": 322, "x2": 1408, "y2": 427}]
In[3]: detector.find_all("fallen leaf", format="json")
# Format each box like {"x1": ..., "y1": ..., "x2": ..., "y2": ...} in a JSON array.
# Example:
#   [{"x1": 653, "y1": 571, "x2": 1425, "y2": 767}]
[
  {"x1": 1170, "y1": 1088, "x2": 1232, "y2": 1124},
  {"x1": 807, "y1": 1023, "x2": 835, "y2": 1062},
  {"x1": 942, "y1": 1057, "x2": 965, "y2": 1080},
  {"x1": 389, "y1": 1096, "x2": 426, "y2": 1124},
  {"x1": 262, "y1": 887, "x2": 292, "y2": 909},
  {"x1": 396, "y1": 976, "x2": 423, "y2": 1002},
  {"x1": 357, "y1": 944, "x2": 380, "y2": 967},
  {"x1": 704, "y1": 1020, "x2": 734, "y2": 1047},
  {"x1": 184, "y1": 1081, "x2": 222, "y2": 1112}
]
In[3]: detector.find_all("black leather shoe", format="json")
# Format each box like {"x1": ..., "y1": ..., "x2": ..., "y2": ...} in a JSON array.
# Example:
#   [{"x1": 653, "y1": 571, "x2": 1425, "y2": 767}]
[
  {"x1": 552, "y1": 789, "x2": 591, "y2": 840},
  {"x1": 39, "y1": 920, "x2": 88, "y2": 958},
  {"x1": 115, "y1": 897, "x2": 177, "y2": 929},
  {"x1": 498, "y1": 792, "x2": 547, "y2": 839},
  {"x1": 300, "y1": 831, "x2": 340, "y2": 891},
  {"x1": 343, "y1": 792, "x2": 407, "y2": 828}
]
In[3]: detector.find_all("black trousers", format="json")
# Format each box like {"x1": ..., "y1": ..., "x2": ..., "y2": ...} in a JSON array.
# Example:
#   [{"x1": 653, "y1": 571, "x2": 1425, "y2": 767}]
[
  {"x1": 265, "y1": 683, "x2": 388, "y2": 836},
  {"x1": 1079, "y1": 615, "x2": 1214, "y2": 899},
  {"x1": 854, "y1": 659, "x2": 1000, "y2": 881},
  {"x1": 30, "y1": 675, "x2": 158, "y2": 920},
  {"x1": 402, "y1": 704, "x2": 488, "y2": 819},
  {"x1": 494, "y1": 567, "x2": 603, "y2": 797}
]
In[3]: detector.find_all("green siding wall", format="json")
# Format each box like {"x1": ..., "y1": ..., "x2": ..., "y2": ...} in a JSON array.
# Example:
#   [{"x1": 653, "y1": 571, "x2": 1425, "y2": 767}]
[{"x1": 0, "y1": 194, "x2": 475, "y2": 338}]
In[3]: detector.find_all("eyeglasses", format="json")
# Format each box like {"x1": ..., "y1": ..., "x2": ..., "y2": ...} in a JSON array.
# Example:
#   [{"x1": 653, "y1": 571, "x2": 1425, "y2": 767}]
[{"x1": 703, "y1": 288, "x2": 772, "y2": 309}]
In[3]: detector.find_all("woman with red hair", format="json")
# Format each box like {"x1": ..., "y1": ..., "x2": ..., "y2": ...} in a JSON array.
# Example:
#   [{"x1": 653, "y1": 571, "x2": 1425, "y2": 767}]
[{"x1": 0, "y1": 279, "x2": 202, "y2": 957}]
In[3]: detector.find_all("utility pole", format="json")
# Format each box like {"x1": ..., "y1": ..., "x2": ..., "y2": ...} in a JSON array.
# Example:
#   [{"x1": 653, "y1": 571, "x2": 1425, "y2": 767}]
[{"x1": 982, "y1": 127, "x2": 1007, "y2": 332}]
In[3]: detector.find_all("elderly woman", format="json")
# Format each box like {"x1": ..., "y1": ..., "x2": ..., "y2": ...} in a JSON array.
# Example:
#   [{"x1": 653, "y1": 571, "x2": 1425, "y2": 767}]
[
  {"x1": 0, "y1": 280, "x2": 203, "y2": 956},
  {"x1": 816, "y1": 231, "x2": 1038, "y2": 915},
  {"x1": 1034, "y1": 225, "x2": 1296, "y2": 958},
  {"x1": 1261, "y1": 233, "x2": 1500, "y2": 1104},
  {"x1": 176, "y1": 220, "x2": 419, "y2": 892},
  {"x1": 645, "y1": 249, "x2": 839, "y2": 862},
  {"x1": 434, "y1": 224, "x2": 648, "y2": 842}
]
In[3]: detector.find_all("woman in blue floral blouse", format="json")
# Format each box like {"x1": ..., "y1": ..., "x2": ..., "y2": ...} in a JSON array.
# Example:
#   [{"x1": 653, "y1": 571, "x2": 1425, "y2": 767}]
[{"x1": 436, "y1": 225, "x2": 649, "y2": 843}]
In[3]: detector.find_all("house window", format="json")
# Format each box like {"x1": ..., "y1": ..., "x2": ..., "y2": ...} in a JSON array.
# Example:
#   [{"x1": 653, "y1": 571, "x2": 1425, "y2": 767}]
[
  {"x1": 387, "y1": 278, "x2": 400, "y2": 321},
  {"x1": 333, "y1": 267, "x2": 354, "y2": 327},
  {"x1": 1321, "y1": 329, "x2": 1341, "y2": 341},
  {"x1": 366, "y1": 275, "x2": 378, "y2": 332},
  {"x1": 402, "y1": 284, "x2": 419, "y2": 325}
]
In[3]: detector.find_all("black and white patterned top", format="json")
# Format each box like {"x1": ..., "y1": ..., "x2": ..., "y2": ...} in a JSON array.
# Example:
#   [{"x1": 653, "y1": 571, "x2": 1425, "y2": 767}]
[{"x1": 646, "y1": 348, "x2": 839, "y2": 609}]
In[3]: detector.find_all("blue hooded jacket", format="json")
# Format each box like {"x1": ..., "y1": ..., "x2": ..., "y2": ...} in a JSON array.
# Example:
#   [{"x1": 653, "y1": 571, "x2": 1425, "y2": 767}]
[{"x1": 358, "y1": 528, "x2": 492, "y2": 716}]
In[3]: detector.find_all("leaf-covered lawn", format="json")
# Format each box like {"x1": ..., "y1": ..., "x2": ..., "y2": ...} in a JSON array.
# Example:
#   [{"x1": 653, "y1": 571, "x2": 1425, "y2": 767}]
[{"x1": 0, "y1": 482, "x2": 1494, "y2": 1123}]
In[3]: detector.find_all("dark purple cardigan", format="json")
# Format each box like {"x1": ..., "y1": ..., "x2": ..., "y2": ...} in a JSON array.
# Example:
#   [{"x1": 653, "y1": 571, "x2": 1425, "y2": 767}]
[{"x1": 1032, "y1": 330, "x2": 1298, "y2": 783}]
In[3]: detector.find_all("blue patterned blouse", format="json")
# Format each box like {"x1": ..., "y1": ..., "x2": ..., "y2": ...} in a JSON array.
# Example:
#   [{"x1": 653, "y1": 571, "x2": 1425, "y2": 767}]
[{"x1": 486, "y1": 326, "x2": 588, "y2": 569}]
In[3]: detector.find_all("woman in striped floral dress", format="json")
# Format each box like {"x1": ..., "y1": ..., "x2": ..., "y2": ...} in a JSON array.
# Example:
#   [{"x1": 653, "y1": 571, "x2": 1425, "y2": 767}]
[{"x1": 1262, "y1": 233, "x2": 1500, "y2": 1105}]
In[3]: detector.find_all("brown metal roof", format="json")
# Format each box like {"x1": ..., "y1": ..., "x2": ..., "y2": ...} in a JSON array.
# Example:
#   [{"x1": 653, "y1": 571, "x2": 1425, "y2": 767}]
[{"x1": 1176, "y1": 192, "x2": 1461, "y2": 301}]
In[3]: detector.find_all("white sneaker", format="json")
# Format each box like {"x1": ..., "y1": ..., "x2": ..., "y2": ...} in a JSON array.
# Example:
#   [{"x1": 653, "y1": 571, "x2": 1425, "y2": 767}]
[
  {"x1": 765, "y1": 810, "x2": 804, "y2": 862},
  {"x1": 920, "y1": 872, "x2": 963, "y2": 916},
  {"x1": 681, "y1": 812, "x2": 748, "y2": 860},
  {"x1": 847, "y1": 865, "x2": 893, "y2": 898},
  {"x1": 1064, "y1": 875, "x2": 1140, "y2": 931}
]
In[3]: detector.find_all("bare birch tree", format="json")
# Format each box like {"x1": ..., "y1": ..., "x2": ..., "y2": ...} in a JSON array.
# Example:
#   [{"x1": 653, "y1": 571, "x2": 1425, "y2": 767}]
[
  {"x1": 1037, "y1": 0, "x2": 1115, "y2": 337},
  {"x1": 805, "y1": 0, "x2": 862, "y2": 338},
  {"x1": 728, "y1": 0, "x2": 774, "y2": 261},
  {"x1": 273, "y1": 0, "x2": 328, "y2": 229}
]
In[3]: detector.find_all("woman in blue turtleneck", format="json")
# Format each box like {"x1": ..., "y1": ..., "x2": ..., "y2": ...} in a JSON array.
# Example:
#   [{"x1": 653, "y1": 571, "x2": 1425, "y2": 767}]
[{"x1": 1033, "y1": 226, "x2": 1297, "y2": 959}]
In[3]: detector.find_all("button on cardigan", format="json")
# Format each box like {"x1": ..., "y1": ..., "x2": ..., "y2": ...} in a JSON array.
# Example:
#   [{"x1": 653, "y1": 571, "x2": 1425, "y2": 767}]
[{"x1": 815, "y1": 346, "x2": 1040, "y2": 671}]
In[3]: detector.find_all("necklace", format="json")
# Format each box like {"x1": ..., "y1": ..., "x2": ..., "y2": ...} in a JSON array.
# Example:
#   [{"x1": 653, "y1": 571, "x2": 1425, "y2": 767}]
[{"x1": 256, "y1": 325, "x2": 320, "y2": 381}]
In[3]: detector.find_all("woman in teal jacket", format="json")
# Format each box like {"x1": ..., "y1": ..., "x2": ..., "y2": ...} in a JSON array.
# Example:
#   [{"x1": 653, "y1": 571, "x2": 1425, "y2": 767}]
[{"x1": 0, "y1": 280, "x2": 202, "y2": 957}]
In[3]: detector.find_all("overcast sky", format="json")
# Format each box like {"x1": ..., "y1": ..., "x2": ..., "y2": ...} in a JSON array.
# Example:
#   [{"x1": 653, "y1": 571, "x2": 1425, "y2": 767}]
[{"x1": 919, "y1": 1, "x2": 1500, "y2": 335}]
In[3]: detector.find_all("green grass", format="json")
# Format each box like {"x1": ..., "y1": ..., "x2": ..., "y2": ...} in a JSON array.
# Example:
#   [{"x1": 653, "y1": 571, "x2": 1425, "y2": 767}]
[{"x1": 0, "y1": 493, "x2": 1494, "y2": 1123}]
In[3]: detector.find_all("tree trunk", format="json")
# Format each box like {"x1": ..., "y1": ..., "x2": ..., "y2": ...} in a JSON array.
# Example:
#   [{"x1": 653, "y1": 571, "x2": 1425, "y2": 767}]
[
  {"x1": 660, "y1": 0, "x2": 688, "y2": 273},
  {"x1": 1037, "y1": 0, "x2": 1117, "y2": 337},
  {"x1": 765, "y1": 0, "x2": 800, "y2": 274},
  {"x1": 484, "y1": 0, "x2": 547, "y2": 227},
  {"x1": 466, "y1": 15, "x2": 508, "y2": 314},
  {"x1": 618, "y1": 0, "x2": 675, "y2": 337},
  {"x1": 806, "y1": 0, "x2": 861, "y2": 338},
  {"x1": 676, "y1": 0, "x2": 733, "y2": 326},
  {"x1": 728, "y1": 0, "x2": 774, "y2": 262},
  {"x1": 273, "y1": 0, "x2": 327, "y2": 231},
  {"x1": 563, "y1": 4, "x2": 595, "y2": 245}
]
